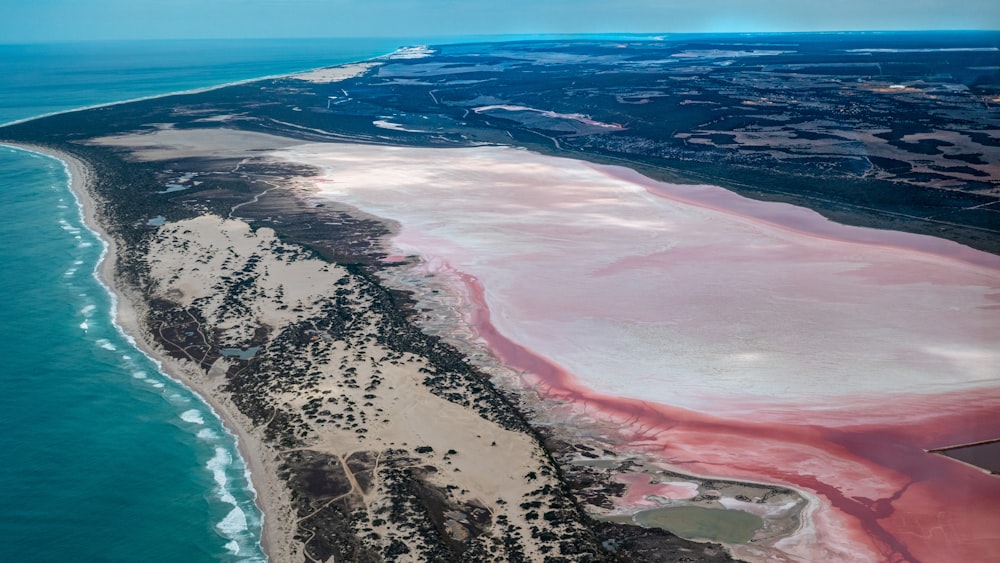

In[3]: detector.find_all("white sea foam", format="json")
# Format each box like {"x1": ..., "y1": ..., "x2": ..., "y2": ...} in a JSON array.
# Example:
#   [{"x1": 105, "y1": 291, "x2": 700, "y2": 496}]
[
  {"x1": 181, "y1": 409, "x2": 205, "y2": 425},
  {"x1": 79, "y1": 320, "x2": 88, "y2": 331},
  {"x1": 96, "y1": 339, "x2": 117, "y2": 351},
  {"x1": 208, "y1": 447, "x2": 232, "y2": 487},
  {"x1": 64, "y1": 268, "x2": 76, "y2": 276},
  {"x1": 131, "y1": 371, "x2": 147, "y2": 379},
  {"x1": 80, "y1": 304, "x2": 96, "y2": 315},
  {"x1": 208, "y1": 447, "x2": 241, "y2": 506},
  {"x1": 225, "y1": 540, "x2": 240, "y2": 555},
  {"x1": 150, "y1": 381, "x2": 165, "y2": 388},
  {"x1": 197, "y1": 428, "x2": 219, "y2": 441},
  {"x1": 73, "y1": 259, "x2": 84, "y2": 265},
  {"x1": 383, "y1": 45, "x2": 435, "y2": 59},
  {"x1": 217, "y1": 507, "x2": 249, "y2": 536}
]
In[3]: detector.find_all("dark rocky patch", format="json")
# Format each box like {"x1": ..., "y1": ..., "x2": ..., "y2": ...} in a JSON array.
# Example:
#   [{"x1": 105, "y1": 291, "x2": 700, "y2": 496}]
[{"x1": 594, "y1": 521, "x2": 736, "y2": 563}]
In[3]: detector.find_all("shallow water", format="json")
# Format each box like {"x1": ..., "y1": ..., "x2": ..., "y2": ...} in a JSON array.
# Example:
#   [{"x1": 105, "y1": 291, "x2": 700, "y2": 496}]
[{"x1": 634, "y1": 506, "x2": 763, "y2": 544}]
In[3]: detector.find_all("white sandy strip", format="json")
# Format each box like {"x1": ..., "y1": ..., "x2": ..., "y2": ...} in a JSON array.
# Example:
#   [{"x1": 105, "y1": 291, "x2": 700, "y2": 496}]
[
  {"x1": 382, "y1": 46, "x2": 435, "y2": 59},
  {"x1": 290, "y1": 62, "x2": 382, "y2": 83},
  {"x1": 473, "y1": 104, "x2": 625, "y2": 128}
]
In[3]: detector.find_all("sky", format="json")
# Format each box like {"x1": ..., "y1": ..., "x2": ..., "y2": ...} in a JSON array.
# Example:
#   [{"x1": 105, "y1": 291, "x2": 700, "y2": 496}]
[{"x1": 1, "y1": 0, "x2": 998, "y2": 43}]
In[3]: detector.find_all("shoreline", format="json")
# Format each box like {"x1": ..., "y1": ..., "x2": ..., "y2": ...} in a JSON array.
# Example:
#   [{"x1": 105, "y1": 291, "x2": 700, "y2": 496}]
[
  {"x1": 1, "y1": 142, "x2": 283, "y2": 561},
  {"x1": 0, "y1": 45, "x2": 415, "y2": 129}
]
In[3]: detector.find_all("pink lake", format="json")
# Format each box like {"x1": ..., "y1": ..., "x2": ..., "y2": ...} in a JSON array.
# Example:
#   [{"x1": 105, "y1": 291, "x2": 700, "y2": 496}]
[{"x1": 278, "y1": 143, "x2": 1000, "y2": 562}]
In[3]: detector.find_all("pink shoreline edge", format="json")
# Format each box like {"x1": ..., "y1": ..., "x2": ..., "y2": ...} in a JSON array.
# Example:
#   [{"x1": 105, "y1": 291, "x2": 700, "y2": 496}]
[
  {"x1": 456, "y1": 265, "x2": 1000, "y2": 562},
  {"x1": 432, "y1": 168, "x2": 1000, "y2": 562}
]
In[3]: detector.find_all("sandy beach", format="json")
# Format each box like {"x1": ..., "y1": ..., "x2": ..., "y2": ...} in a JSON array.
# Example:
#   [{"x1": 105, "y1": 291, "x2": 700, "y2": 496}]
[{"x1": 7, "y1": 143, "x2": 294, "y2": 559}]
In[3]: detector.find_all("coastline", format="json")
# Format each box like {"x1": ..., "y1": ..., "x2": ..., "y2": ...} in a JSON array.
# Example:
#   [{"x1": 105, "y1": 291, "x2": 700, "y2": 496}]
[
  {"x1": 0, "y1": 45, "x2": 409, "y2": 129},
  {"x1": 1, "y1": 142, "x2": 287, "y2": 561},
  {"x1": 4, "y1": 138, "x2": 645, "y2": 562}
]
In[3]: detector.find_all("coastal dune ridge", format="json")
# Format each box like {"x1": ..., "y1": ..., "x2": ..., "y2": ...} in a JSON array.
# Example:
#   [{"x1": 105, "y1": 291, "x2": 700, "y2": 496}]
[{"x1": 0, "y1": 51, "x2": 455, "y2": 560}]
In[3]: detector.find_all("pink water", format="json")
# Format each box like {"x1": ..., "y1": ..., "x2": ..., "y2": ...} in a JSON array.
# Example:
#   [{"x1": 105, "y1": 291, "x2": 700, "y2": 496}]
[{"x1": 280, "y1": 143, "x2": 1000, "y2": 562}]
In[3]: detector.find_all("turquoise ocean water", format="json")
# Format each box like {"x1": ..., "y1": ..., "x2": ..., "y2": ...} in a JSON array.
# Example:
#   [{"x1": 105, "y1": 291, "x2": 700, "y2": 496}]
[{"x1": 0, "y1": 38, "x2": 415, "y2": 562}]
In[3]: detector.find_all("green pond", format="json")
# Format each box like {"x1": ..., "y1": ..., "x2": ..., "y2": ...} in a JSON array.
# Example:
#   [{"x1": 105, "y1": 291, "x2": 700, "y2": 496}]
[{"x1": 634, "y1": 506, "x2": 763, "y2": 544}]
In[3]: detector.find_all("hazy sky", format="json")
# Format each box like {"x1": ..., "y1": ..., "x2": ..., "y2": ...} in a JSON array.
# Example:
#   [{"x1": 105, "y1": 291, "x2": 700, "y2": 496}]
[{"x1": 2, "y1": 0, "x2": 998, "y2": 43}]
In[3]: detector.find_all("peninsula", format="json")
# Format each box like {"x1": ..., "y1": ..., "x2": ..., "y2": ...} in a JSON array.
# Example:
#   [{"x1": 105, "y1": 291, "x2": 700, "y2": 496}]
[{"x1": 3, "y1": 34, "x2": 998, "y2": 562}]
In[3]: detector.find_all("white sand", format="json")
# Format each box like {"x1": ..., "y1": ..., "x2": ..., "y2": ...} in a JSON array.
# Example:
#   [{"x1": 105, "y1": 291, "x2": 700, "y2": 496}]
[
  {"x1": 145, "y1": 214, "x2": 571, "y2": 561},
  {"x1": 290, "y1": 62, "x2": 382, "y2": 83}
]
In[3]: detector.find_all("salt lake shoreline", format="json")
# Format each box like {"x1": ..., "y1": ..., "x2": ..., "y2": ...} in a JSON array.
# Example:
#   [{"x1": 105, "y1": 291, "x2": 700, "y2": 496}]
[{"x1": 3, "y1": 142, "x2": 284, "y2": 561}]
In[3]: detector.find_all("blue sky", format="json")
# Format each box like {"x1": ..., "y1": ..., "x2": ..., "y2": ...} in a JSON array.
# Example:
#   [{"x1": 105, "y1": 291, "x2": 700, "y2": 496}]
[{"x1": 2, "y1": 0, "x2": 998, "y2": 43}]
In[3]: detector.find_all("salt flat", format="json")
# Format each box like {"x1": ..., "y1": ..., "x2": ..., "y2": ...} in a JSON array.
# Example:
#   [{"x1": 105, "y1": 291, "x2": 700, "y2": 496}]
[
  {"x1": 277, "y1": 142, "x2": 1000, "y2": 562},
  {"x1": 279, "y1": 143, "x2": 999, "y2": 413}
]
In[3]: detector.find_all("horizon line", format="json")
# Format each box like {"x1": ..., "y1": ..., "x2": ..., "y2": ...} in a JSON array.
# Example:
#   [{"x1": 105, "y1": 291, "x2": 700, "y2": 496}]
[{"x1": 2, "y1": 29, "x2": 999, "y2": 47}]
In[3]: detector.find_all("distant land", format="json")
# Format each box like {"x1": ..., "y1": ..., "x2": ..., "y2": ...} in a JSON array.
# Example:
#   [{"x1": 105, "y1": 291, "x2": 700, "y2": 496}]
[{"x1": 2, "y1": 32, "x2": 998, "y2": 562}]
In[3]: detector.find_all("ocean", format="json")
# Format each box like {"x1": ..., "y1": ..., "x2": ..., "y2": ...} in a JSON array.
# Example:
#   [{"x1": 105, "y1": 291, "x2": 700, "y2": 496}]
[{"x1": 0, "y1": 38, "x2": 414, "y2": 562}]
